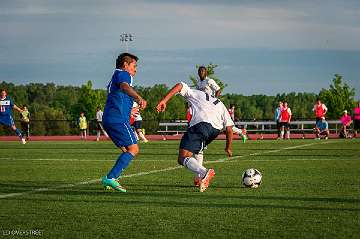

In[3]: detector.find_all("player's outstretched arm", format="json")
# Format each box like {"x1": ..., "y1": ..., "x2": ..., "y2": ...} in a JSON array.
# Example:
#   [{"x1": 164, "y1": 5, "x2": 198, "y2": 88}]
[
  {"x1": 13, "y1": 104, "x2": 23, "y2": 113},
  {"x1": 225, "y1": 126, "x2": 233, "y2": 157},
  {"x1": 120, "y1": 82, "x2": 147, "y2": 109},
  {"x1": 156, "y1": 83, "x2": 183, "y2": 113}
]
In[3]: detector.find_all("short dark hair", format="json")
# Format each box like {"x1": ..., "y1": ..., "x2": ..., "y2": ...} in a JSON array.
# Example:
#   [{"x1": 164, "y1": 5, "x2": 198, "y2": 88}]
[
  {"x1": 230, "y1": 104, "x2": 235, "y2": 108},
  {"x1": 316, "y1": 97, "x2": 321, "y2": 101},
  {"x1": 198, "y1": 66, "x2": 207, "y2": 74},
  {"x1": 116, "y1": 53, "x2": 138, "y2": 69}
]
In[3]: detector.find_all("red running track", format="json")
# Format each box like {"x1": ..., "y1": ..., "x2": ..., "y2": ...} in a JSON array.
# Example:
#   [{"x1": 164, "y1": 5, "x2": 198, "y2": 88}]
[{"x1": 0, "y1": 133, "x2": 351, "y2": 142}]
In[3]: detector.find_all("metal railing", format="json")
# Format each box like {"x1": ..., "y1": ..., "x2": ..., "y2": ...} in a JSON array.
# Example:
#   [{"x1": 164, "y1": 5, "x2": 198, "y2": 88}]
[{"x1": 158, "y1": 120, "x2": 343, "y2": 135}]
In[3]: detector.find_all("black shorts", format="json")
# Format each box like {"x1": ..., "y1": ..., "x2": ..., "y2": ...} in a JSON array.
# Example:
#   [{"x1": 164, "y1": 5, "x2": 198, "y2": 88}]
[
  {"x1": 133, "y1": 120, "x2": 142, "y2": 130},
  {"x1": 180, "y1": 122, "x2": 220, "y2": 154},
  {"x1": 96, "y1": 121, "x2": 104, "y2": 131},
  {"x1": 354, "y1": 120, "x2": 360, "y2": 130},
  {"x1": 279, "y1": 122, "x2": 290, "y2": 129}
]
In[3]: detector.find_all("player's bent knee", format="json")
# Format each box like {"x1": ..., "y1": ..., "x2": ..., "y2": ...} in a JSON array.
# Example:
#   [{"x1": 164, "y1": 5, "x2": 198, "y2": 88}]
[{"x1": 126, "y1": 144, "x2": 139, "y2": 156}]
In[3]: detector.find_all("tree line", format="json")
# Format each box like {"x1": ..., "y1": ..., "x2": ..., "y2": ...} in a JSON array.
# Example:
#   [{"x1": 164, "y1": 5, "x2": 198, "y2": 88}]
[{"x1": 0, "y1": 74, "x2": 356, "y2": 135}]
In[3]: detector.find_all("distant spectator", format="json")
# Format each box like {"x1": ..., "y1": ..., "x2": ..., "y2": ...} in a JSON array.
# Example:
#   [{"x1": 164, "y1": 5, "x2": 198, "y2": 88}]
[
  {"x1": 228, "y1": 104, "x2": 235, "y2": 121},
  {"x1": 78, "y1": 112, "x2": 88, "y2": 140},
  {"x1": 353, "y1": 101, "x2": 360, "y2": 138},
  {"x1": 95, "y1": 106, "x2": 108, "y2": 141},
  {"x1": 274, "y1": 101, "x2": 283, "y2": 139},
  {"x1": 20, "y1": 105, "x2": 30, "y2": 141},
  {"x1": 340, "y1": 110, "x2": 352, "y2": 138},
  {"x1": 227, "y1": 104, "x2": 246, "y2": 143},
  {"x1": 314, "y1": 117, "x2": 329, "y2": 140},
  {"x1": 313, "y1": 98, "x2": 328, "y2": 124},
  {"x1": 279, "y1": 101, "x2": 292, "y2": 139}
]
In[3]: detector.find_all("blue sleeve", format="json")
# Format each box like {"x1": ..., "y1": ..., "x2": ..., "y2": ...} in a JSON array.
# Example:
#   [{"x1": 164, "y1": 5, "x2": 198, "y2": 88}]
[{"x1": 114, "y1": 71, "x2": 131, "y2": 86}]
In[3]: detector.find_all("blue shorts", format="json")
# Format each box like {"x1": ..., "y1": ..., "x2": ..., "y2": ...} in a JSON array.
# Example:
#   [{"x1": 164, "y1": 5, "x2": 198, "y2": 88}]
[
  {"x1": 103, "y1": 122, "x2": 138, "y2": 148},
  {"x1": 0, "y1": 115, "x2": 14, "y2": 127},
  {"x1": 180, "y1": 122, "x2": 220, "y2": 154}
]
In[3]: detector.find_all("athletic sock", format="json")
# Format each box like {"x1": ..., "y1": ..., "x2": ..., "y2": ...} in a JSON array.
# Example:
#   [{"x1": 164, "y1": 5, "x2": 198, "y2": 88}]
[
  {"x1": 107, "y1": 152, "x2": 134, "y2": 179},
  {"x1": 138, "y1": 131, "x2": 147, "y2": 142},
  {"x1": 183, "y1": 157, "x2": 207, "y2": 178},
  {"x1": 15, "y1": 128, "x2": 22, "y2": 138},
  {"x1": 194, "y1": 153, "x2": 204, "y2": 178}
]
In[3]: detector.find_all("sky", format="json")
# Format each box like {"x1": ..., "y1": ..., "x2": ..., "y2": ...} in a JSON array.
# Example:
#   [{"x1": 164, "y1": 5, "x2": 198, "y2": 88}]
[{"x1": 1, "y1": 0, "x2": 359, "y2": 98}]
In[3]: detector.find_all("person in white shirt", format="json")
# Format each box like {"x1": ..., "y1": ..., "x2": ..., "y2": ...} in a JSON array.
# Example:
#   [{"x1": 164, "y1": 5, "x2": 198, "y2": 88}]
[
  {"x1": 196, "y1": 66, "x2": 221, "y2": 98},
  {"x1": 95, "y1": 106, "x2": 109, "y2": 141},
  {"x1": 156, "y1": 82, "x2": 234, "y2": 192}
]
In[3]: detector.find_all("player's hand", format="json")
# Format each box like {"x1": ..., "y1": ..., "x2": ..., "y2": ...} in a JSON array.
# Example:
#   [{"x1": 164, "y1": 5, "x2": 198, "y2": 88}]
[
  {"x1": 225, "y1": 148, "x2": 232, "y2": 157},
  {"x1": 138, "y1": 98, "x2": 147, "y2": 110},
  {"x1": 156, "y1": 101, "x2": 167, "y2": 113}
]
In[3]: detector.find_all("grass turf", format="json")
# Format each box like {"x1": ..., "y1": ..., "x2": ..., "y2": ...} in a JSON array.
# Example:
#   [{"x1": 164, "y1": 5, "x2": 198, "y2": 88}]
[{"x1": 0, "y1": 139, "x2": 359, "y2": 238}]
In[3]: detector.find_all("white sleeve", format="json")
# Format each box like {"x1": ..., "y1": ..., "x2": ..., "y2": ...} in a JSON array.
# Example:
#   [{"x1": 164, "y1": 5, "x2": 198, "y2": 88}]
[
  {"x1": 222, "y1": 105, "x2": 234, "y2": 128},
  {"x1": 179, "y1": 82, "x2": 192, "y2": 97},
  {"x1": 208, "y1": 78, "x2": 220, "y2": 91}
]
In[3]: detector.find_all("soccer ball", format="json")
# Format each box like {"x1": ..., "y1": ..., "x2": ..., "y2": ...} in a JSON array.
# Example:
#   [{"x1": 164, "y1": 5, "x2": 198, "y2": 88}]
[{"x1": 242, "y1": 168, "x2": 262, "y2": 188}]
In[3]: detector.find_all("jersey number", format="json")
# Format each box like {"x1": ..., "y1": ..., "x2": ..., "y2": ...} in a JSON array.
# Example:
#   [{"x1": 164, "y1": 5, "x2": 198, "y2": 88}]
[
  {"x1": 0, "y1": 106, "x2": 5, "y2": 112},
  {"x1": 205, "y1": 93, "x2": 220, "y2": 105}
]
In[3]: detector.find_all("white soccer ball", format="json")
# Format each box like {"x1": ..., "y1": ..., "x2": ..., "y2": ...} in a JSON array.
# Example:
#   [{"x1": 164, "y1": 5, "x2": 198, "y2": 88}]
[{"x1": 242, "y1": 168, "x2": 262, "y2": 188}]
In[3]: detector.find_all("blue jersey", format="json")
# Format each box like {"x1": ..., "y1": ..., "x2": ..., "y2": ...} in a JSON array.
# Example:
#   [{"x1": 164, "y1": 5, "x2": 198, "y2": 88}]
[
  {"x1": 0, "y1": 96, "x2": 14, "y2": 117},
  {"x1": 103, "y1": 69, "x2": 134, "y2": 124}
]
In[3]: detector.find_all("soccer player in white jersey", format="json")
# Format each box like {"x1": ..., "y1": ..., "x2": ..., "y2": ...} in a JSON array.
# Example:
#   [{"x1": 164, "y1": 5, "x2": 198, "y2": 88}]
[
  {"x1": 157, "y1": 82, "x2": 234, "y2": 192},
  {"x1": 131, "y1": 102, "x2": 148, "y2": 143},
  {"x1": 196, "y1": 66, "x2": 221, "y2": 98}
]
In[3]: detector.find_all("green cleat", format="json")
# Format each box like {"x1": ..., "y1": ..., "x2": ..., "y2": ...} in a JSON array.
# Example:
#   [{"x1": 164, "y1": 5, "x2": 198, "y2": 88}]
[{"x1": 101, "y1": 176, "x2": 127, "y2": 193}]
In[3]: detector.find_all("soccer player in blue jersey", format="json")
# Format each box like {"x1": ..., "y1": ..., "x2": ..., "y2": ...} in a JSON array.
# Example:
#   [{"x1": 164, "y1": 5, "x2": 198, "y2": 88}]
[
  {"x1": 0, "y1": 89, "x2": 25, "y2": 144},
  {"x1": 101, "y1": 53, "x2": 147, "y2": 192}
]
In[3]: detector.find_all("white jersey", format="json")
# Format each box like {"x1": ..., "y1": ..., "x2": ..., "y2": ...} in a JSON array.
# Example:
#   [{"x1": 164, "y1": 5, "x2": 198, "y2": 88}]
[
  {"x1": 96, "y1": 110, "x2": 103, "y2": 122},
  {"x1": 132, "y1": 102, "x2": 142, "y2": 121},
  {"x1": 179, "y1": 82, "x2": 234, "y2": 130},
  {"x1": 196, "y1": 77, "x2": 220, "y2": 97}
]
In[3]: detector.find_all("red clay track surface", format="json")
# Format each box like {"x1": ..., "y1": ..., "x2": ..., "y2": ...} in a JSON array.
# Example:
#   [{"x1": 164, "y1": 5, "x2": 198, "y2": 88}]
[{"x1": 0, "y1": 134, "x2": 353, "y2": 141}]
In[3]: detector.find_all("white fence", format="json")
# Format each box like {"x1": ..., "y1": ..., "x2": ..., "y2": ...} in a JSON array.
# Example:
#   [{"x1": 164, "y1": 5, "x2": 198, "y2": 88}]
[{"x1": 158, "y1": 120, "x2": 343, "y2": 135}]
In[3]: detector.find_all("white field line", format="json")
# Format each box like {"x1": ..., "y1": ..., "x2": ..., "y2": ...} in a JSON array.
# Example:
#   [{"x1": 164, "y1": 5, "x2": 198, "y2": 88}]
[{"x1": 0, "y1": 141, "x2": 328, "y2": 199}]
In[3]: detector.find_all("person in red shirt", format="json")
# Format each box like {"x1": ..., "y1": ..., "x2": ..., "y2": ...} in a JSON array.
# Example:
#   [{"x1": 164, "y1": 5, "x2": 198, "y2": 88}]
[
  {"x1": 279, "y1": 101, "x2": 292, "y2": 139},
  {"x1": 353, "y1": 101, "x2": 360, "y2": 138},
  {"x1": 312, "y1": 98, "x2": 328, "y2": 124}
]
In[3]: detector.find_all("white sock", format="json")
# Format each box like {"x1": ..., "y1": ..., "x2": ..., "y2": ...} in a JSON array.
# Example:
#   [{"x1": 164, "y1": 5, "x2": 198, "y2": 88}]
[
  {"x1": 194, "y1": 153, "x2": 204, "y2": 178},
  {"x1": 97, "y1": 131, "x2": 100, "y2": 140},
  {"x1": 286, "y1": 131, "x2": 290, "y2": 139},
  {"x1": 232, "y1": 126, "x2": 242, "y2": 135},
  {"x1": 280, "y1": 130, "x2": 284, "y2": 138},
  {"x1": 183, "y1": 157, "x2": 207, "y2": 178},
  {"x1": 194, "y1": 153, "x2": 203, "y2": 166},
  {"x1": 138, "y1": 131, "x2": 148, "y2": 142}
]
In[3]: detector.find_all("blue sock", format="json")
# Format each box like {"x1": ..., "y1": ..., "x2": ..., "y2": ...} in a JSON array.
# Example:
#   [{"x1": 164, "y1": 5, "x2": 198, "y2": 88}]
[
  {"x1": 15, "y1": 128, "x2": 22, "y2": 138},
  {"x1": 107, "y1": 152, "x2": 134, "y2": 179}
]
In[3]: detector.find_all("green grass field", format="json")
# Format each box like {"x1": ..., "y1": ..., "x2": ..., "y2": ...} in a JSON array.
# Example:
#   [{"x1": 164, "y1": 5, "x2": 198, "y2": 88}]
[{"x1": 0, "y1": 139, "x2": 359, "y2": 238}]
